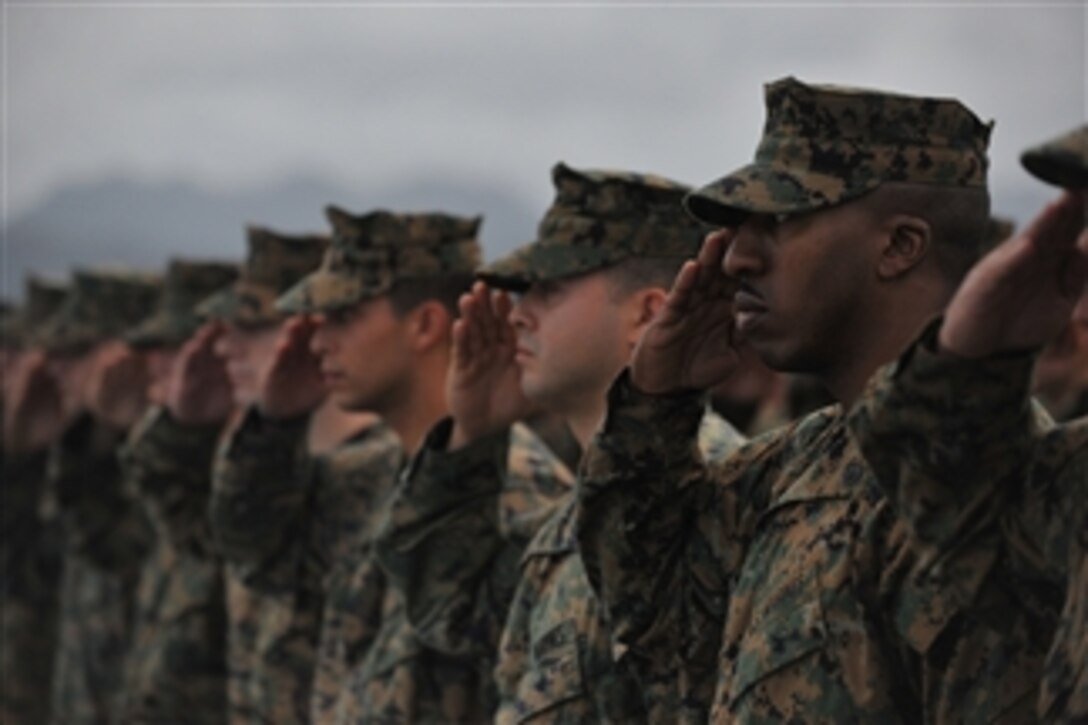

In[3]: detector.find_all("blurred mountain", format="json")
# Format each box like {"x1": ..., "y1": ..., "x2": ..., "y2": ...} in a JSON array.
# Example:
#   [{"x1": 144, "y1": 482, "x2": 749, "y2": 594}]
[
  {"x1": 3, "y1": 174, "x2": 541, "y2": 299},
  {"x1": 3, "y1": 173, "x2": 1049, "y2": 302}
]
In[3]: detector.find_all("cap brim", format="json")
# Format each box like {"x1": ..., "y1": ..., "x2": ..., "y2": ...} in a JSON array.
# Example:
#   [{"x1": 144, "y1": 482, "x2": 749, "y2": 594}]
[
  {"x1": 276, "y1": 269, "x2": 374, "y2": 314},
  {"x1": 195, "y1": 284, "x2": 282, "y2": 327},
  {"x1": 684, "y1": 162, "x2": 880, "y2": 227},
  {"x1": 38, "y1": 321, "x2": 98, "y2": 354},
  {"x1": 1021, "y1": 151, "x2": 1088, "y2": 190},
  {"x1": 125, "y1": 311, "x2": 196, "y2": 349},
  {"x1": 477, "y1": 240, "x2": 620, "y2": 291}
]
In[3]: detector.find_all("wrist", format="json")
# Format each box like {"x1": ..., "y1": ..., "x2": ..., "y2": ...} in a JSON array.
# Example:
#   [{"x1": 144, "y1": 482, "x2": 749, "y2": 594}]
[{"x1": 449, "y1": 419, "x2": 489, "y2": 451}]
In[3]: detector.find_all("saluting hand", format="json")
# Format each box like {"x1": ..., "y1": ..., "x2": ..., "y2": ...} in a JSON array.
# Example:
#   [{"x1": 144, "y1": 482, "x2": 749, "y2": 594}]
[
  {"x1": 940, "y1": 192, "x2": 1088, "y2": 358},
  {"x1": 447, "y1": 281, "x2": 537, "y2": 449},
  {"x1": 166, "y1": 322, "x2": 234, "y2": 425},
  {"x1": 257, "y1": 315, "x2": 326, "y2": 420},
  {"x1": 84, "y1": 340, "x2": 149, "y2": 429},
  {"x1": 3, "y1": 349, "x2": 65, "y2": 453},
  {"x1": 630, "y1": 229, "x2": 743, "y2": 395}
]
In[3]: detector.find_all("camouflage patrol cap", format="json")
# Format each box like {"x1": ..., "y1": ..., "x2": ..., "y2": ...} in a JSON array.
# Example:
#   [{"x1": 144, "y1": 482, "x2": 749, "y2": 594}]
[
  {"x1": 685, "y1": 76, "x2": 993, "y2": 226},
  {"x1": 479, "y1": 162, "x2": 707, "y2": 291},
  {"x1": 276, "y1": 206, "x2": 482, "y2": 313},
  {"x1": 2, "y1": 275, "x2": 69, "y2": 348},
  {"x1": 39, "y1": 268, "x2": 161, "y2": 354},
  {"x1": 197, "y1": 226, "x2": 328, "y2": 326},
  {"x1": 1021, "y1": 124, "x2": 1088, "y2": 189},
  {"x1": 127, "y1": 259, "x2": 238, "y2": 348}
]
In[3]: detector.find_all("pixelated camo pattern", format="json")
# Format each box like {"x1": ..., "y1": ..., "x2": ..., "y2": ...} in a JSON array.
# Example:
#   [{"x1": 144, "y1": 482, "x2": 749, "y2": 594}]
[
  {"x1": 277, "y1": 206, "x2": 482, "y2": 314},
  {"x1": 2, "y1": 275, "x2": 68, "y2": 348},
  {"x1": 1, "y1": 451, "x2": 62, "y2": 725},
  {"x1": 39, "y1": 268, "x2": 161, "y2": 353},
  {"x1": 685, "y1": 76, "x2": 992, "y2": 226},
  {"x1": 576, "y1": 362, "x2": 1057, "y2": 723},
  {"x1": 849, "y1": 328, "x2": 1087, "y2": 723},
  {"x1": 197, "y1": 227, "x2": 328, "y2": 327},
  {"x1": 480, "y1": 163, "x2": 709, "y2": 290},
  {"x1": 496, "y1": 410, "x2": 743, "y2": 724},
  {"x1": 128, "y1": 259, "x2": 239, "y2": 348},
  {"x1": 46, "y1": 415, "x2": 152, "y2": 724},
  {"x1": 116, "y1": 407, "x2": 228, "y2": 723}
]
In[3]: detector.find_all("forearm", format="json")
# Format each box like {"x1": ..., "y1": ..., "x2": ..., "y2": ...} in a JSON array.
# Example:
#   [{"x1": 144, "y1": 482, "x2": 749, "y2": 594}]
[
  {"x1": 849, "y1": 322, "x2": 1044, "y2": 550},
  {"x1": 208, "y1": 405, "x2": 310, "y2": 591},
  {"x1": 576, "y1": 370, "x2": 730, "y2": 672},
  {"x1": 48, "y1": 414, "x2": 151, "y2": 569},
  {"x1": 374, "y1": 418, "x2": 517, "y2": 657},
  {"x1": 122, "y1": 406, "x2": 221, "y2": 556}
]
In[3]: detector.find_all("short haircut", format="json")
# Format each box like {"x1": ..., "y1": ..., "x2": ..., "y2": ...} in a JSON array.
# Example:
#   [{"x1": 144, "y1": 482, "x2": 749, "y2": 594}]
[
  {"x1": 601, "y1": 255, "x2": 689, "y2": 300},
  {"x1": 387, "y1": 272, "x2": 476, "y2": 317},
  {"x1": 864, "y1": 182, "x2": 991, "y2": 281}
]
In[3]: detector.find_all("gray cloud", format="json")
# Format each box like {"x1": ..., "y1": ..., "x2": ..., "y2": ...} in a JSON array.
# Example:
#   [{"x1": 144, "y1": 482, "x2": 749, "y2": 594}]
[{"x1": 6, "y1": 3, "x2": 1085, "y2": 227}]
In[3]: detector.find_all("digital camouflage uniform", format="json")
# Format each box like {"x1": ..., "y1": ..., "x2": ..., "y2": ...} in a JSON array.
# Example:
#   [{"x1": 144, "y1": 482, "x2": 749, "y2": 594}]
[
  {"x1": 114, "y1": 259, "x2": 238, "y2": 724},
  {"x1": 211, "y1": 405, "x2": 400, "y2": 724},
  {"x1": 1, "y1": 276, "x2": 68, "y2": 725},
  {"x1": 497, "y1": 412, "x2": 741, "y2": 725},
  {"x1": 276, "y1": 205, "x2": 483, "y2": 723},
  {"x1": 849, "y1": 123, "x2": 1088, "y2": 724},
  {"x1": 576, "y1": 78, "x2": 1056, "y2": 723},
  {"x1": 374, "y1": 165, "x2": 744, "y2": 724},
  {"x1": 37, "y1": 269, "x2": 161, "y2": 724},
  {"x1": 198, "y1": 226, "x2": 331, "y2": 724}
]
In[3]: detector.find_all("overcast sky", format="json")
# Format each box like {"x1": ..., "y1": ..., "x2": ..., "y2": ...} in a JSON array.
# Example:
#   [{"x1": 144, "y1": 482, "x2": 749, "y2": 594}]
[{"x1": 4, "y1": 1, "x2": 1086, "y2": 239}]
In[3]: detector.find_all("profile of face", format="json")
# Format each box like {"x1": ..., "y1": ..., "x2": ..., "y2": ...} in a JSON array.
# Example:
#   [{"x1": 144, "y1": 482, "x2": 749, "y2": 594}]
[
  {"x1": 508, "y1": 272, "x2": 640, "y2": 411},
  {"x1": 310, "y1": 297, "x2": 414, "y2": 414},
  {"x1": 212, "y1": 321, "x2": 283, "y2": 407},
  {"x1": 722, "y1": 202, "x2": 882, "y2": 374}
]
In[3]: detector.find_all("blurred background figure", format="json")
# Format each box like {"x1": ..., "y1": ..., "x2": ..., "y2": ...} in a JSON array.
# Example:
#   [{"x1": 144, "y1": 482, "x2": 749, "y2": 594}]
[
  {"x1": 1, "y1": 275, "x2": 68, "y2": 725},
  {"x1": 114, "y1": 258, "x2": 239, "y2": 724},
  {"x1": 35, "y1": 268, "x2": 160, "y2": 725}
]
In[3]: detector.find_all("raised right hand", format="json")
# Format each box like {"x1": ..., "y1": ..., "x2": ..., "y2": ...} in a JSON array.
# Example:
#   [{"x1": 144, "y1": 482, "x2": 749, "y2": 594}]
[
  {"x1": 447, "y1": 281, "x2": 537, "y2": 449},
  {"x1": 3, "y1": 349, "x2": 65, "y2": 453},
  {"x1": 166, "y1": 322, "x2": 234, "y2": 425},
  {"x1": 630, "y1": 230, "x2": 743, "y2": 395},
  {"x1": 939, "y1": 192, "x2": 1088, "y2": 358},
  {"x1": 257, "y1": 315, "x2": 326, "y2": 420}
]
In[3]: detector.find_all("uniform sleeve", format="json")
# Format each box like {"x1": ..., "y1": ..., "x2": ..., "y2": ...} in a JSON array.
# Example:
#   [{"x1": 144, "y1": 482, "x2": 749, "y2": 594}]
[
  {"x1": 847, "y1": 326, "x2": 1078, "y2": 722},
  {"x1": 373, "y1": 418, "x2": 572, "y2": 659},
  {"x1": 208, "y1": 405, "x2": 311, "y2": 593},
  {"x1": 2, "y1": 450, "x2": 49, "y2": 574},
  {"x1": 575, "y1": 370, "x2": 757, "y2": 719},
  {"x1": 46, "y1": 413, "x2": 152, "y2": 571},
  {"x1": 120, "y1": 406, "x2": 221, "y2": 557},
  {"x1": 847, "y1": 322, "x2": 1046, "y2": 559},
  {"x1": 306, "y1": 424, "x2": 402, "y2": 582}
]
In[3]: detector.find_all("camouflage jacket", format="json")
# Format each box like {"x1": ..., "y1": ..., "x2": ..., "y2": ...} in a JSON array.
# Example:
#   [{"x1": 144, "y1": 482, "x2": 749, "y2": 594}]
[
  {"x1": 495, "y1": 412, "x2": 743, "y2": 725},
  {"x1": 848, "y1": 329, "x2": 1086, "y2": 723},
  {"x1": 46, "y1": 413, "x2": 153, "y2": 725},
  {"x1": 309, "y1": 424, "x2": 402, "y2": 723},
  {"x1": 210, "y1": 407, "x2": 323, "y2": 724},
  {"x1": 1, "y1": 449, "x2": 63, "y2": 725},
  {"x1": 116, "y1": 407, "x2": 229, "y2": 724},
  {"x1": 371, "y1": 421, "x2": 571, "y2": 722},
  {"x1": 576, "y1": 368, "x2": 1058, "y2": 724},
  {"x1": 337, "y1": 585, "x2": 493, "y2": 723},
  {"x1": 210, "y1": 406, "x2": 401, "y2": 724}
]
